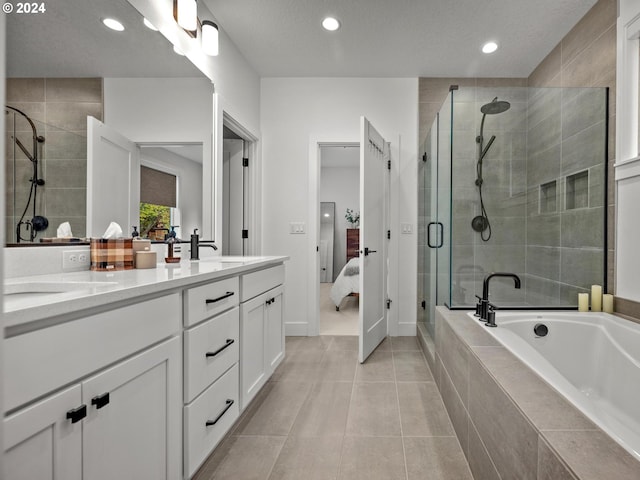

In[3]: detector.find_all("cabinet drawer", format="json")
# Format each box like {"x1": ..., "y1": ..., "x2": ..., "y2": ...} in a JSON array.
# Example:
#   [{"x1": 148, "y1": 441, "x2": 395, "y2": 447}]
[
  {"x1": 5, "y1": 294, "x2": 180, "y2": 412},
  {"x1": 184, "y1": 307, "x2": 239, "y2": 403},
  {"x1": 184, "y1": 277, "x2": 239, "y2": 327},
  {"x1": 184, "y1": 363, "x2": 239, "y2": 479},
  {"x1": 240, "y1": 264, "x2": 284, "y2": 302}
]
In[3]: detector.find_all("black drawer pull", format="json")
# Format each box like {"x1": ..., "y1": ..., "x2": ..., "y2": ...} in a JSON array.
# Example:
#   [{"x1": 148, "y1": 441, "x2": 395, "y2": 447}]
[
  {"x1": 206, "y1": 291, "x2": 235, "y2": 304},
  {"x1": 266, "y1": 297, "x2": 275, "y2": 306},
  {"x1": 205, "y1": 338, "x2": 235, "y2": 358},
  {"x1": 91, "y1": 392, "x2": 110, "y2": 410},
  {"x1": 206, "y1": 399, "x2": 234, "y2": 426},
  {"x1": 66, "y1": 404, "x2": 87, "y2": 424}
]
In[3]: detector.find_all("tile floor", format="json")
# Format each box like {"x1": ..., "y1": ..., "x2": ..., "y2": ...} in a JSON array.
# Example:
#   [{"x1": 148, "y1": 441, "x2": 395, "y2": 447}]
[{"x1": 193, "y1": 335, "x2": 473, "y2": 480}]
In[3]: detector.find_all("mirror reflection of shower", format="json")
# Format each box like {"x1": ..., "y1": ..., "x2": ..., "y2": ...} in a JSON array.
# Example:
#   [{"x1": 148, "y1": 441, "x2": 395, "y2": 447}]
[
  {"x1": 472, "y1": 97, "x2": 511, "y2": 242},
  {"x1": 5, "y1": 105, "x2": 48, "y2": 242}
]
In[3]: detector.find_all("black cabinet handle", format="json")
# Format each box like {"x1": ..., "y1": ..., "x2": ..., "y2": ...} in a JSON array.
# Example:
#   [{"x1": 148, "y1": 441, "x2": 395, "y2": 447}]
[
  {"x1": 266, "y1": 297, "x2": 276, "y2": 306},
  {"x1": 206, "y1": 291, "x2": 235, "y2": 304},
  {"x1": 91, "y1": 392, "x2": 110, "y2": 410},
  {"x1": 206, "y1": 399, "x2": 234, "y2": 426},
  {"x1": 66, "y1": 405, "x2": 87, "y2": 424},
  {"x1": 205, "y1": 339, "x2": 235, "y2": 358}
]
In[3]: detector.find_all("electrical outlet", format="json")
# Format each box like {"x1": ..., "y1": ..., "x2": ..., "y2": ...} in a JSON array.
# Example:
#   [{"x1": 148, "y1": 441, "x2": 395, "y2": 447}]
[{"x1": 63, "y1": 250, "x2": 91, "y2": 271}]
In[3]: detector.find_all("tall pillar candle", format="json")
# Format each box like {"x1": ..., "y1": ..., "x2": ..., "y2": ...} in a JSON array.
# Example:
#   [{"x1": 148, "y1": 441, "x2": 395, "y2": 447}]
[
  {"x1": 603, "y1": 294, "x2": 614, "y2": 313},
  {"x1": 591, "y1": 285, "x2": 602, "y2": 312},
  {"x1": 578, "y1": 293, "x2": 589, "y2": 312}
]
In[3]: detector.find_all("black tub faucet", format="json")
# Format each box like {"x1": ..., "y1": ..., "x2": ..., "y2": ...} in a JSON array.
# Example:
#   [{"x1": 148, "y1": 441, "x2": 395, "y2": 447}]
[{"x1": 476, "y1": 272, "x2": 521, "y2": 325}]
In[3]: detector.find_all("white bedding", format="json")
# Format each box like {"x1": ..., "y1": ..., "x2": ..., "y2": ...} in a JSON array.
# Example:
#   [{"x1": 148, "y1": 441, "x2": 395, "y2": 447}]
[{"x1": 330, "y1": 258, "x2": 360, "y2": 308}]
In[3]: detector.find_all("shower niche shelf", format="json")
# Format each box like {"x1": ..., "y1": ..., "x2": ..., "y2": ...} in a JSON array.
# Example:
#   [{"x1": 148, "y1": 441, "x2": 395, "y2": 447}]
[
  {"x1": 539, "y1": 180, "x2": 557, "y2": 214},
  {"x1": 565, "y1": 170, "x2": 589, "y2": 210}
]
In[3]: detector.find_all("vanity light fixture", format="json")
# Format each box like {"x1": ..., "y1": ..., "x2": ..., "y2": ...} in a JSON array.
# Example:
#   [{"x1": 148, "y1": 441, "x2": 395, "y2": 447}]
[
  {"x1": 175, "y1": 0, "x2": 198, "y2": 32},
  {"x1": 322, "y1": 17, "x2": 341, "y2": 31},
  {"x1": 201, "y1": 20, "x2": 219, "y2": 56},
  {"x1": 102, "y1": 18, "x2": 125, "y2": 32},
  {"x1": 143, "y1": 18, "x2": 158, "y2": 31},
  {"x1": 482, "y1": 41, "x2": 498, "y2": 54}
]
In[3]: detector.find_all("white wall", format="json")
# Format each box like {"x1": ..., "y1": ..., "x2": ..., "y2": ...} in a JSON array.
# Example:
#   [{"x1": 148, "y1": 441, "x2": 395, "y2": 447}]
[
  {"x1": 103, "y1": 77, "x2": 215, "y2": 238},
  {"x1": 140, "y1": 147, "x2": 203, "y2": 240},
  {"x1": 261, "y1": 77, "x2": 418, "y2": 336},
  {"x1": 320, "y1": 166, "x2": 360, "y2": 279}
]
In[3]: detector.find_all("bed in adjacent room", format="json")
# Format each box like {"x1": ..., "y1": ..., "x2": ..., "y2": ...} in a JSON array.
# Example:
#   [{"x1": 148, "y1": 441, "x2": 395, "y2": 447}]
[{"x1": 330, "y1": 257, "x2": 360, "y2": 310}]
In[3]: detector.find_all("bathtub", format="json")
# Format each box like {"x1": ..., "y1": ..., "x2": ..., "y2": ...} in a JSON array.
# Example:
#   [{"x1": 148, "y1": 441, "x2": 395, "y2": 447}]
[{"x1": 468, "y1": 311, "x2": 640, "y2": 460}]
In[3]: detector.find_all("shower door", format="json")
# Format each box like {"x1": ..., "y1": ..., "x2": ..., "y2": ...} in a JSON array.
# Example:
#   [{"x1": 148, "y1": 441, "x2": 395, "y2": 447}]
[{"x1": 421, "y1": 92, "x2": 453, "y2": 341}]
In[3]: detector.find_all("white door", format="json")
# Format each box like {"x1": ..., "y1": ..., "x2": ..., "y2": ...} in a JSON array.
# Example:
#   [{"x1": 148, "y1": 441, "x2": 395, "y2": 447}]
[
  {"x1": 82, "y1": 337, "x2": 181, "y2": 480},
  {"x1": 87, "y1": 116, "x2": 140, "y2": 238},
  {"x1": 239, "y1": 293, "x2": 268, "y2": 409},
  {"x1": 359, "y1": 117, "x2": 389, "y2": 363},
  {"x1": 4, "y1": 385, "x2": 82, "y2": 480},
  {"x1": 223, "y1": 138, "x2": 244, "y2": 255}
]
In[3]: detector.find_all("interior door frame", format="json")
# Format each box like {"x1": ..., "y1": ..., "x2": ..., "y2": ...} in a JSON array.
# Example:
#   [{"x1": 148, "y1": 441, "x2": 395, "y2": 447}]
[{"x1": 308, "y1": 136, "x2": 359, "y2": 336}]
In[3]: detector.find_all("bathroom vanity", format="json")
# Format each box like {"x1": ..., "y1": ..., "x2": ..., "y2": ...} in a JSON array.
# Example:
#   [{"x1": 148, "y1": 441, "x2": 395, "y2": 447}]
[{"x1": 2, "y1": 256, "x2": 287, "y2": 480}]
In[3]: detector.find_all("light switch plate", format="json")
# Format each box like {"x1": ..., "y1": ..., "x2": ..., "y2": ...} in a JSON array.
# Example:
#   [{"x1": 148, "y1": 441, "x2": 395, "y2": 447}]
[{"x1": 289, "y1": 222, "x2": 306, "y2": 234}]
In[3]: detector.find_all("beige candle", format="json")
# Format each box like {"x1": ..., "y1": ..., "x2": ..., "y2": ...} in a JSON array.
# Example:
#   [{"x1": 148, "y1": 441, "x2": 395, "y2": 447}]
[
  {"x1": 603, "y1": 294, "x2": 614, "y2": 313},
  {"x1": 578, "y1": 293, "x2": 589, "y2": 312},
  {"x1": 591, "y1": 285, "x2": 602, "y2": 312}
]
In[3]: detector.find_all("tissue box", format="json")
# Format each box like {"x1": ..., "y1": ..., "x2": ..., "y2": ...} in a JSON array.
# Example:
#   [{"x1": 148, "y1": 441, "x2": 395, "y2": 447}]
[{"x1": 90, "y1": 238, "x2": 134, "y2": 271}]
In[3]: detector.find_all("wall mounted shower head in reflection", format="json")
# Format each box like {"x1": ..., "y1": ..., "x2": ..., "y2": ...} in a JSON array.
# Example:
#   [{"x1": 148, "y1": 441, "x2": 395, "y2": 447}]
[{"x1": 473, "y1": 97, "x2": 511, "y2": 242}]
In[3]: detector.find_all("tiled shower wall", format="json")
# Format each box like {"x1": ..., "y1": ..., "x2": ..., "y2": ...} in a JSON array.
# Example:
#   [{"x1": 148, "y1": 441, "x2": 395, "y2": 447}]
[
  {"x1": 418, "y1": 0, "x2": 617, "y2": 317},
  {"x1": 5, "y1": 78, "x2": 103, "y2": 241}
]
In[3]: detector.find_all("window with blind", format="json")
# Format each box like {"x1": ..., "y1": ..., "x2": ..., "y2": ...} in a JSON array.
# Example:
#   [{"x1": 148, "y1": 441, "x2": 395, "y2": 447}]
[{"x1": 139, "y1": 166, "x2": 177, "y2": 240}]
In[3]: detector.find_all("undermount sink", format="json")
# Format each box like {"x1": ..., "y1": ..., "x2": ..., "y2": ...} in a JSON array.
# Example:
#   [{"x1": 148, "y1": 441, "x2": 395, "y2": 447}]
[{"x1": 4, "y1": 281, "x2": 118, "y2": 296}]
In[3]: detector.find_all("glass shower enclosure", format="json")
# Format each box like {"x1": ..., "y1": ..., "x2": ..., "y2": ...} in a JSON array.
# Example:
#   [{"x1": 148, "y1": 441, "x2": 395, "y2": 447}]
[{"x1": 418, "y1": 86, "x2": 608, "y2": 359}]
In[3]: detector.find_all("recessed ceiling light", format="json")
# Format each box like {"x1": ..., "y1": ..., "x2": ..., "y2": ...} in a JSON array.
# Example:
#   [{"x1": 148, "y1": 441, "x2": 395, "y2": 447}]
[
  {"x1": 143, "y1": 18, "x2": 158, "y2": 31},
  {"x1": 322, "y1": 17, "x2": 340, "y2": 31},
  {"x1": 482, "y1": 41, "x2": 498, "y2": 54},
  {"x1": 102, "y1": 18, "x2": 125, "y2": 32}
]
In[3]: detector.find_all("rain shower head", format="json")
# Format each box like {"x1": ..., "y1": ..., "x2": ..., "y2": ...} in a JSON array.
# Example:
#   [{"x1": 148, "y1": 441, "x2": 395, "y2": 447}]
[{"x1": 480, "y1": 97, "x2": 511, "y2": 115}]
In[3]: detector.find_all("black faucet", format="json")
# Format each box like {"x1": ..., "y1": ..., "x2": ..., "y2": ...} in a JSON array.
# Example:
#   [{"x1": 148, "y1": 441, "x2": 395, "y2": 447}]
[
  {"x1": 189, "y1": 228, "x2": 218, "y2": 260},
  {"x1": 476, "y1": 272, "x2": 521, "y2": 326}
]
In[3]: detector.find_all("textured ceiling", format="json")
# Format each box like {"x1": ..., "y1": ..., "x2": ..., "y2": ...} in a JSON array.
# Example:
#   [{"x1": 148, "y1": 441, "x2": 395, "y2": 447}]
[{"x1": 202, "y1": 0, "x2": 598, "y2": 77}]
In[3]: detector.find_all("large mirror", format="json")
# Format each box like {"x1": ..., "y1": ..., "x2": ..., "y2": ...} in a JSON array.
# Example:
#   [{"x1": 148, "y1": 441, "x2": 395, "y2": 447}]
[
  {"x1": 319, "y1": 202, "x2": 335, "y2": 282},
  {"x1": 4, "y1": 0, "x2": 210, "y2": 244}
]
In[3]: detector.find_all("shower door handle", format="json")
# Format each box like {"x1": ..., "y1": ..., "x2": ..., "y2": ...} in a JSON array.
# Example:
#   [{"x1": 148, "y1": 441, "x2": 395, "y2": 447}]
[{"x1": 428, "y1": 222, "x2": 444, "y2": 248}]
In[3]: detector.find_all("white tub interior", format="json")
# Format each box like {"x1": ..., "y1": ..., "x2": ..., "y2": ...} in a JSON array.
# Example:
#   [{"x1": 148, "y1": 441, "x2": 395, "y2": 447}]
[{"x1": 469, "y1": 311, "x2": 640, "y2": 460}]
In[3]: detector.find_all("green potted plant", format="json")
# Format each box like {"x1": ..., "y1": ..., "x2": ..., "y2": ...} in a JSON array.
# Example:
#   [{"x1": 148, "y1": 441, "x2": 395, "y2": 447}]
[{"x1": 345, "y1": 208, "x2": 360, "y2": 228}]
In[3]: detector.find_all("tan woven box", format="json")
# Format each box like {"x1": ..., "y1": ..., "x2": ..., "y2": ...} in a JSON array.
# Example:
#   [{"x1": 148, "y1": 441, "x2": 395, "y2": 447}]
[{"x1": 90, "y1": 238, "x2": 134, "y2": 271}]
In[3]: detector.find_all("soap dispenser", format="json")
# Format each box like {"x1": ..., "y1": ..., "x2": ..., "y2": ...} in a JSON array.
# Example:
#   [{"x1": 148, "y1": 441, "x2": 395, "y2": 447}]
[{"x1": 164, "y1": 226, "x2": 180, "y2": 264}]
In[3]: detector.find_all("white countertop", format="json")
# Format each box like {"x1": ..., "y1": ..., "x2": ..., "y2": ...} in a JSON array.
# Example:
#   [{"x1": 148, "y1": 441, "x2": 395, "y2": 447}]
[{"x1": 3, "y1": 256, "x2": 288, "y2": 332}]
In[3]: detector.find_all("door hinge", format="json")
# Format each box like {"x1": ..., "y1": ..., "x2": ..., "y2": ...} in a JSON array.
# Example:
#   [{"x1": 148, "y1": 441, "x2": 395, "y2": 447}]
[
  {"x1": 242, "y1": 157, "x2": 249, "y2": 167},
  {"x1": 422, "y1": 153, "x2": 428, "y2": 163},
  {"x1": 387, "y1": 230, "x2": 391, "y2": 240},
  {"x1": 386, "y1": 299, "x2": 392, "y2": 309},
  {"x1": 421, "y1": 300, "x2": 426, "y2": 310},
  {"x1": 387, "y1": 160, "x2": 391, "y2": 170},
  {"x1": 242, "y1": 229, "x2": 249, "y2": 239}
]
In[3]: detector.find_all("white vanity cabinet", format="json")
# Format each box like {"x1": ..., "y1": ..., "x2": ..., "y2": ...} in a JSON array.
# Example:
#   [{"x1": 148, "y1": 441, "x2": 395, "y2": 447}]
[
  {"x1": 239, "y1": 265, "x2": 285, "y2": 410},
  {"x1": 182, "y1": 278, "x2": 241, "y2": 479},
  {"x1": 3, "y1": 294, "x2": 182, "y2": 480}
]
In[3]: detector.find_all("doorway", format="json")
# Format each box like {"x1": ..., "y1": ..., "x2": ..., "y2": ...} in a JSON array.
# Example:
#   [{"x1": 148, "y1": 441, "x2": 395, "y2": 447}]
[
  {"x1": 319, "y1": 145, "x2": 360, "y2": 336},
  {"x1": 221, "y1": 113, "x2": 258, "y2": 255}
]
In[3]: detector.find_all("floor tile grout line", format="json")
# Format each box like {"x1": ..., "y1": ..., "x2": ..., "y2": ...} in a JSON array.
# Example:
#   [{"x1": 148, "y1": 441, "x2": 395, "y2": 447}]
[{"x1": 392, "y1": 349, "x2": 411, "y2": 480}]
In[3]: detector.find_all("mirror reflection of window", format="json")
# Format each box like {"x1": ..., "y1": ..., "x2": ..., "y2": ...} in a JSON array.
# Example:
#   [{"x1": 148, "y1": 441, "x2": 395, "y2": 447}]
[{"x1": 139, "y1": 166, "x2": 177, "y2": 240}]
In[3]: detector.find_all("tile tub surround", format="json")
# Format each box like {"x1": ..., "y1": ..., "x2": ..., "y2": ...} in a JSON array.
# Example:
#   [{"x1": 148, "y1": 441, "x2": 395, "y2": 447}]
[
  {"x1": 434, "y1": 306, "x2": 640, "y2": 480},
  {"x1": 193, "y1": 335, "x2": 473, "y2": 480}
]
